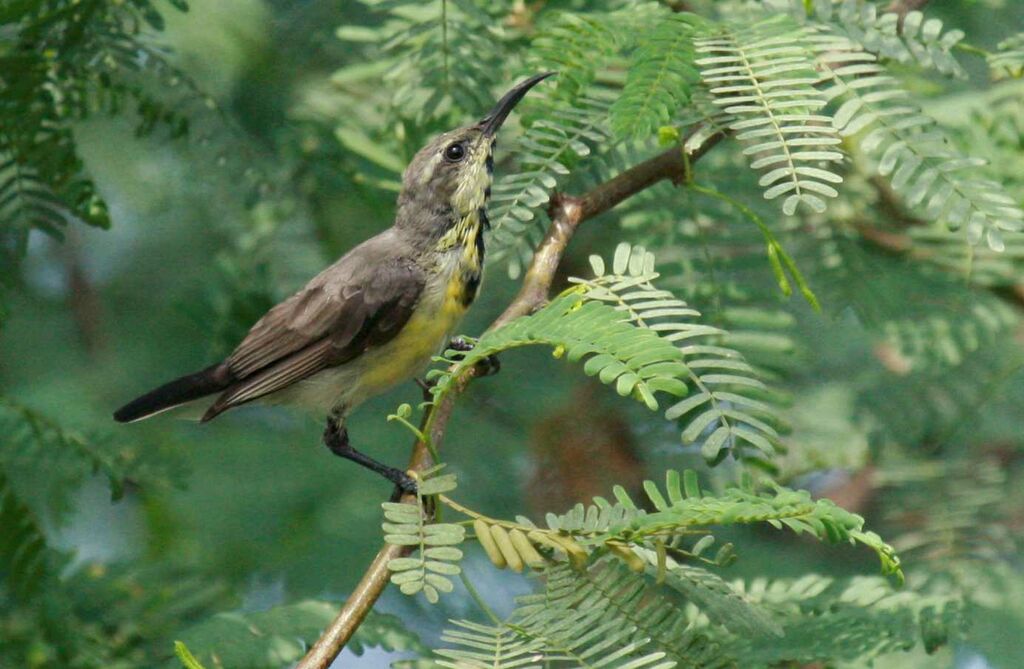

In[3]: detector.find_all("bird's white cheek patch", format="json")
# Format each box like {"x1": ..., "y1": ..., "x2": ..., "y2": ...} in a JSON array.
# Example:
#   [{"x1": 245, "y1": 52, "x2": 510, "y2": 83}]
[{"x1": 418, "y1": 153, "x2": 444, "y2": 187}]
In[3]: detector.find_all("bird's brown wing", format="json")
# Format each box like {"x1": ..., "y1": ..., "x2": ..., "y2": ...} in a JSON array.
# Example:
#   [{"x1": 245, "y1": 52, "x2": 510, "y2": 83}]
[{"x1": 202, "y1": 248, "x2": 424, "y2": 421}]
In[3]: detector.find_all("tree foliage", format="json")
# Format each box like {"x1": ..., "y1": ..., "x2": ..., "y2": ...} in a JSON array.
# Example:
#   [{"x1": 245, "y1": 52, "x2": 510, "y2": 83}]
[
  {"x1": 2, "y1": 0, "x2": 1023, "y2": 668},
  {"x1": 0, "y1": 0, "x2": 196, "y2": 270}
]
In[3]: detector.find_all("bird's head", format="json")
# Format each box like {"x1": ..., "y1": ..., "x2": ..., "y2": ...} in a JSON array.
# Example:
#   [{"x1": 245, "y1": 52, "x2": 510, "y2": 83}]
[{"x1": 396, "y1": 73, "x2": 553, "y2": 242}]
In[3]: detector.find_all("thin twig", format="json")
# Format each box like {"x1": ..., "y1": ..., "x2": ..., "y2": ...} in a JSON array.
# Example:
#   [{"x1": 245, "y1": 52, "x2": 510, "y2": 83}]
[
  {"x1": 856, "y1": 175, "x2": 1024, "y2": 310},
  {"x1": 885, "y1": 0, "x2": 932, "y2": 27},
  {"x1": 294, "y1": 124, "x2": 725, "y2": 669}
]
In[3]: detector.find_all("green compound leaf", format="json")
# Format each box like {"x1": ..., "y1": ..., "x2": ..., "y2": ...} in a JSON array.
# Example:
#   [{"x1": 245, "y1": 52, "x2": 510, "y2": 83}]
[
  {"x1": 610, "y1": 13, "x2": 704, "y2": 139},
  {"x1": 383, "y1": 468, "x2": 465, "y2": 604},
  {"x1": 695, "y1": 15, "x2": 846, "y2": 216}
]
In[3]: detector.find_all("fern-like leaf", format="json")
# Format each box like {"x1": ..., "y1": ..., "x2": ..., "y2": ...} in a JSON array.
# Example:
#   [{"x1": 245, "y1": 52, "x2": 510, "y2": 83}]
[
  {"x1": 428, "y1": 466, "x2": 905, "y2": 666},
  {"x1": 610, "y1": 13, "x2": 703, "y2": 139},
  {"x1": 800, "y1": 0, "x2": 966, "y2": 78},
  {"x1": 0, "y1": 397, "x2": 179, "y2": 510},
  {"x1": 339, "y1": 0, "x2": 511, "y2": 124},
  {"x1": 696, "y1": 16, "x2": 845, "y2": 215},
  {"x1": 383, "y1": 467, "x2": 465, "y2": 603},
  {"x1": 491, "y1": 4, "x2": 674, "y2": 273},
  {"x1": 619, "y1": 470, "x2": 902, "y2": 582},
  {"x1": 437, "y1": 562, "x2": 724, "y2": 669},
  {"x1": 579, "y1": 243, "x2": 784, "y2": 464},
  {"x1": 489, "y1": 92, "x2": 613, "y2": 275},
  {"x1": 649, "y1": 554, "x2": 782, "y2": 637},
  {"x1": 815, "y1": 31, "x2": 1024, "y2": 250},
  {"x1": 464, "y1": 559, "x2": 932, "y2": 668},
  {"x1": 989, "y1": 33, "x2": 1024, "y2": 80},
  {"x1": 0, "y1": 469, "x2": 49, "y2": 599},
  {"x1": 518, "y1": 561, "x2": 732, "y2": 668},
  {"x1": 529, "y1": 11, "x2": 623, "y2": 98},
  {"x1": 430, "y1": 290, "x2": 690, "y2": 412},
  {"x1": 433, "y1": 244, "x2": 784, "y2": 464},
  {"x1": 0, "y1": 0, "x2": 194, "y2": 265},
  {"x1": 724, "y1": 574, "x2": 962, "y2": 664},
  {"x1": 435, "y1": 619, "x2": 547, "y2": 668},
  {"x1": 491, "y1": 469, "x2": 902, "y2": 585}
]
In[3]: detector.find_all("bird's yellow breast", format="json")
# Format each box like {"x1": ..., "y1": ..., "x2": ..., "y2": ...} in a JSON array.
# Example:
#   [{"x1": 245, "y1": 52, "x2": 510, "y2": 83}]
[
  {"x1": 279, "y1": 244, "x2": 481, "y2": 415},
  {"x1": 354, "y1": 268, "x2": 470, "y2": 398}
]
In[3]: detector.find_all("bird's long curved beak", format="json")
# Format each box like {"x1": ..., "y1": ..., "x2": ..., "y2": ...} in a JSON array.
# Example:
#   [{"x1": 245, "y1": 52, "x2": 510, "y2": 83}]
[{"x1": 480, "y1": 72, "x2": 556, "y2": 138}]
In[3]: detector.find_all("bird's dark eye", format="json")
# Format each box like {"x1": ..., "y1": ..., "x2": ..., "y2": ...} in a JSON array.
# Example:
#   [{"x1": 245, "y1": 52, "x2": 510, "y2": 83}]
[{"x1": 444, "y1": 143, "x2": 465, "y2": 162}]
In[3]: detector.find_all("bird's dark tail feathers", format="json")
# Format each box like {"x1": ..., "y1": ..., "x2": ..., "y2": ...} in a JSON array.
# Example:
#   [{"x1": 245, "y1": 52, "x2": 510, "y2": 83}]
[{"x1": 113, "y1": 363, "x2": 234, "y2": 423}]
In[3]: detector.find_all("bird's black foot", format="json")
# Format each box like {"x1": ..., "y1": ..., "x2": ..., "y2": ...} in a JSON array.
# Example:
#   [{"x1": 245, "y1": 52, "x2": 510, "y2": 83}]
[
  {"x1": 323, "y1": 417, "x2": 417, "y2": 498},
  {"x1": 448, "y1": 335, "x2": 475, "y2": 353},
  {"x1": 447, "y1": 336, "x2": 500, "y2": 377},
  {"x1": 476, "y1": 353, "x2": 501, "y2": 377}
]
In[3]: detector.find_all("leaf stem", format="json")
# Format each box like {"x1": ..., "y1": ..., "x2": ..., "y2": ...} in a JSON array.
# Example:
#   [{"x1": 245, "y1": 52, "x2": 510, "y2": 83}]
[
  {"x1": 954, "y1": 41, "x2": 992, "y2": 59},
  {"x1": 459, "y1": 570, "x2": 502, "y2": 625},
  {"x1": 689, "y1": 181, "x2": 821, "y2": 312}
]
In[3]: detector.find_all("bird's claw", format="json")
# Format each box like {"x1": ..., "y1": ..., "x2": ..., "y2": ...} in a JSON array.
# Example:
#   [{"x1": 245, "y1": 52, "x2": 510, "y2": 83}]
[
  {"x1": 448, "y1": 336, "x2": 475, "y2": 353},
  {"x1": 475, "y1": 354, "x2": 501, "y2": 377},
  {"x1": 447, "y1": 336, "x2": 499, "y2": 376},
  {"x1": 389, "y1": 470, "x2": 419, "y2": 502}
]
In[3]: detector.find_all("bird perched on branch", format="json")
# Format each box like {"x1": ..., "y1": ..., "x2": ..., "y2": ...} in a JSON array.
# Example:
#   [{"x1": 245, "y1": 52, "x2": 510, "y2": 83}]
[{"x1": 114, "y1": 73, "x2": 554, "y2": 492}]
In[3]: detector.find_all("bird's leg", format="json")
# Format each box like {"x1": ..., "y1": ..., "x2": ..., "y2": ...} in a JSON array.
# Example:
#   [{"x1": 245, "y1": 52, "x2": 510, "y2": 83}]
[
  {"x1": 414, "y1": 377, "x2": 434, "y2": 401},
  {"x1": 446, "y1": 336, "x2": 501, "y2": 377},
  {"x1": 323, "y1": 416, "x2": 417, "y2": 498}
]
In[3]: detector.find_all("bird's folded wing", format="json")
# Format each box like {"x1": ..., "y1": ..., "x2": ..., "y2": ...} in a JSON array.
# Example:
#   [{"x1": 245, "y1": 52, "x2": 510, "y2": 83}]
[
  {"x1": 202, "y1": 257, "x2": 424, "y2": 420},
  {"x1": 226, "y1": 283, "x2": 358, "y2": 377}
]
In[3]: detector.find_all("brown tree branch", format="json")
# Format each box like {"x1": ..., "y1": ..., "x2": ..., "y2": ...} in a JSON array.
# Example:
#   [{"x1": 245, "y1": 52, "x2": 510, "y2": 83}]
[
  {"x1": 884, "y1": 0, "x2": 933, "y2": 31},
  {"x1": 885, "y1": 0, "x2": 932, "y2": 19},
  {"x1": 294, "y1": 125, "x2": 725, "y2": 669}
]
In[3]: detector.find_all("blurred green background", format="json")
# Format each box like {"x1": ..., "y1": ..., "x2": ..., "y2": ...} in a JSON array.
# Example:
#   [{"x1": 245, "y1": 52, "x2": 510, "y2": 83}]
[{"x1": 3, "y1": 1, "x2": 1024, "y2": 667}]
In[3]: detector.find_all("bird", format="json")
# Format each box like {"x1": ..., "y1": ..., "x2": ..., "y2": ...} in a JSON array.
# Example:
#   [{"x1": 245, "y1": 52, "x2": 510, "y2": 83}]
[{"x1": 113, "y1": 72, "x2": 554, "y2": 493}]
